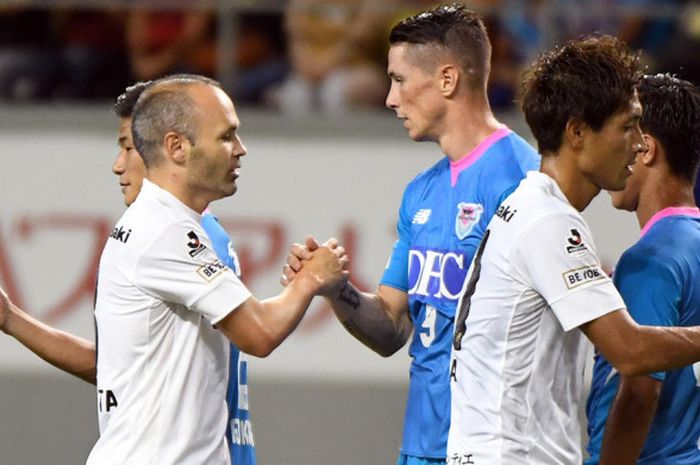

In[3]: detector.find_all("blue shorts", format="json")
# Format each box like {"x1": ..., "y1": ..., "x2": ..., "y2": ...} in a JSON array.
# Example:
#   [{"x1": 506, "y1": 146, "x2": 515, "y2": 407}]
[{"x1": 396, "y1": 454, "x2": 445, "y2": 465}]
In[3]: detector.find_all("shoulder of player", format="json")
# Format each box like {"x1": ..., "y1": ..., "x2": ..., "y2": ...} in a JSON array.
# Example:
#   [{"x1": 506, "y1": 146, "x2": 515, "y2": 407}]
[
  {"x1": 618, "y1": 231, "x2": 686, "y2": 279},
  {"x1": 455, "y1": 138, "x2": 538, "y2": 192},
  {"x1": 484, "y1": 131, "x2": 540, "y2": 165},
  {"x1": 407, "y1": 156, "x2": 449, "y2": 186},
  {"x1": 500, "y1": 176, "x2": 575, "y2": 219},
  {"x1": 124, "y1": 203, "x2": 206, "y2": 254}
]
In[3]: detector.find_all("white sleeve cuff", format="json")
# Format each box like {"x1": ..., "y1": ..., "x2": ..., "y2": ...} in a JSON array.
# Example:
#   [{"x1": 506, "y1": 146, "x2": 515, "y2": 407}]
[{"x1": 550, "y1": 281, "x2": 625, "y2": 331}]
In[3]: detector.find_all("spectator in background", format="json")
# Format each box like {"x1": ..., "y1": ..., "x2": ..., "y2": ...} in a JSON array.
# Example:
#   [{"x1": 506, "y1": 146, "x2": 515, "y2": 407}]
[
  {"x1": 0, "y1": 7, "x2": 129, "y2": 101},
  {"x1": 231, "y1": 13, "x2": 289, "y2": 105},
  {"x1": 657, "y1": 1, "x2": 700, "y2": 87},
  {"x1": 125, "y1": 8, "x2": 213, "y2": 81},
  {"x1": 482, "y1": 11, "x2": 522, "y2": 109},
  {"x1": 53, "y1": 8, "x2": 129, "y2": 99},
  {"x1": 125, "y1": 8, "x2": 288, "y2": 106},
  {"x1": 269, "y1": 0, "x2": 391, "y2": 113},
  {"x1": 554, "y1": 0, "x2": 677, "y2": 70},
  {"x1": 0, "y1": 7, "x2": 58, "y2": 100}
]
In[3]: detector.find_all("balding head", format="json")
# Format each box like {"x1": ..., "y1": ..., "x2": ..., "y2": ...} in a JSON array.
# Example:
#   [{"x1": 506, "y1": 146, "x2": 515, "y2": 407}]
[{"x1": 131, "y1": 75, "x2": 222, "y2": 168}]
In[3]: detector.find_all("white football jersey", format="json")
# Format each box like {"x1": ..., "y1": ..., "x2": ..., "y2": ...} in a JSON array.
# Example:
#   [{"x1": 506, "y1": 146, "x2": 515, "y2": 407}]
[
  {"x1": 88, "y1": 180, "x2": 251, "y2": 465},
  {"x1": 448, "y1": 171, "x2": 625, "y2": 465}
]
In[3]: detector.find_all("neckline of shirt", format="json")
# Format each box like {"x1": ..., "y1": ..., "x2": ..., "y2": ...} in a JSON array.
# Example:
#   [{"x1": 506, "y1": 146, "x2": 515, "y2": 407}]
[
  {"x1": 141, "y1": 179, "x2": 203, "y2": 222},
  {"x1": 527, "y1": 170, "x2": 572, "y2": 206},
  {"x1": 449, "y1": 125, "x2": 511, "y2": 187},
  {"x1": 640, "y1": 205, "x2": 700, "y2": 237}
]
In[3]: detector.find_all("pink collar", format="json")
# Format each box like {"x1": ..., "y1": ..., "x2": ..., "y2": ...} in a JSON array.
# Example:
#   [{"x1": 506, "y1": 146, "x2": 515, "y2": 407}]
[
  {"x1": 640, "y1": 206, "x2": 700, "y2": 237},
  {"x1": 449, "y1": 125, "x2": 511, "y2": 187}
]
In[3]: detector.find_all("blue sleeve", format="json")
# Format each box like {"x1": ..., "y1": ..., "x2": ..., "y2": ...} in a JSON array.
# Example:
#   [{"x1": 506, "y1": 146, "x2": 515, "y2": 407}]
[
  {"x1": 379, "y1": 185, "x2": 412, "y2": 291},
  {"x1": 614, "y1": 248, "x2": 682, "y2": 381}
]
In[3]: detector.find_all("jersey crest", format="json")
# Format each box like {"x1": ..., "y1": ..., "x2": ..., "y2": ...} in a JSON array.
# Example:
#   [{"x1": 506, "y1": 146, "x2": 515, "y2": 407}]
[{"x1": 455, "y1": 202, "x2": 483, "y2": 240}]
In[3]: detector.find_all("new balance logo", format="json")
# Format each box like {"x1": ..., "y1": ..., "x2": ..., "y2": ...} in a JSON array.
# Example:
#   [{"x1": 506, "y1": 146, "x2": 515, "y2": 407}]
[{"x1": 413, "y1": 209, "x2": 431, "y2": 224}]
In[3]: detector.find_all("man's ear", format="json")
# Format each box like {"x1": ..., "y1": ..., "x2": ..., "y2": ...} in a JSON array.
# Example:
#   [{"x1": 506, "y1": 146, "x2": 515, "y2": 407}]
[
  {"x1": 163, "y1": 132, "x2": 190, "y2": 164},
  {"x1": 640, "y1": 134, "x2": 656, "y2": 166},
  {"x1": 439, "y1": 64, "x2": 460, "y2": 98},
  {"x1": 564, "y1": 118, "x2": 588, "y2": 151}
]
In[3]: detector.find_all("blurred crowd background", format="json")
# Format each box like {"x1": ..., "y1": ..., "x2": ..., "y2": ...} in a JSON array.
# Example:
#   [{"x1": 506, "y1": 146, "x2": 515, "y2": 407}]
[{"x1": 0, "y1": 0, "x2": 698, "y2": 112}]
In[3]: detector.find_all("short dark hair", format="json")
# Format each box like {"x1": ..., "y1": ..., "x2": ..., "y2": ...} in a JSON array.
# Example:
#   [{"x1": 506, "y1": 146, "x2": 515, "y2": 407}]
[
  {"x1": 638, "y1": 73, "x2": 700, "y2": 183},
  {"x1": 114, "y1": 81, "x2": 152, "y2": 118},
  {"x1": 389, "y1": 4, "x2": 491, "y2": 89},
  {"x1": 521, "y1": 35, "x2": 643, "y2": 154},
  {"x1": 131, "y1": 74, "x2": 222, "y2": 168}
]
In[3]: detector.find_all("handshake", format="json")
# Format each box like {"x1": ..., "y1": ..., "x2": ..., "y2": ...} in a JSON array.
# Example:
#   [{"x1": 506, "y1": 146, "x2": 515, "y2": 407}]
[{"x1": 280, "y1": 236, "x2": 350, "y2": 298}]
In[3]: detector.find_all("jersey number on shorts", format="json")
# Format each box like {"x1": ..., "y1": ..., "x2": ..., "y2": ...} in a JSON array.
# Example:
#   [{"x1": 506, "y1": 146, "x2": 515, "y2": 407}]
[{"x1": 420, "y1": 305, "x2": 436, "y2": 347}]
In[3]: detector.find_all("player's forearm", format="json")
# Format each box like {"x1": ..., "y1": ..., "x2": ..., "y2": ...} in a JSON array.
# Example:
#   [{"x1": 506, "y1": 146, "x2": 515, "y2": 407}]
[
  {"x1": 620, "y1": 325, "x2": 700, "y2": 376},
  {"x1": 4, "y1": 304, "x2": 96, "y2": 384},
  {"x1": 584, "y1": 311, "x2": 700, "y2": 376},
  {"x1": 599, "y1": 376, "x2": 661, "y2": 465},
  {"x1": 327, "y1": 282, "x2": 411, "y2": 357},
  {"x1": 250, "y1": 274, "x2": 317, "y2": 357}
]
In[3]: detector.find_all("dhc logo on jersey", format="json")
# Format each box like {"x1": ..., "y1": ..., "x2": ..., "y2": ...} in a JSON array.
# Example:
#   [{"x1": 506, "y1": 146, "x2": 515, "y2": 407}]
[
  {"x1": 408, "y1": 247, "x2": 469, "y2": 302},
  {"x1": 455, "y1": 202, "x2": 483, "y2": 240}
]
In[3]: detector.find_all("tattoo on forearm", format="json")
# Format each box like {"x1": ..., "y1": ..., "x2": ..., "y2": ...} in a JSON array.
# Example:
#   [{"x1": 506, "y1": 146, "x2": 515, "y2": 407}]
[{"x1": 338, "y1": 283, "x2": 360, "y2": 310}]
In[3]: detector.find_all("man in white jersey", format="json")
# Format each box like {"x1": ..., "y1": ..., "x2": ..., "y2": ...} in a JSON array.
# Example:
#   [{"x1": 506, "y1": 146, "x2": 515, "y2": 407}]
[
  {"x1": 448, "y1": 35, "x2": 700, "y2": 465},
  {"x1": 0, "y1": 76, "x2": 265, "y2": 463},
  {"x1": 84, "y1": 76, "x2": 347, "y2": 465}
]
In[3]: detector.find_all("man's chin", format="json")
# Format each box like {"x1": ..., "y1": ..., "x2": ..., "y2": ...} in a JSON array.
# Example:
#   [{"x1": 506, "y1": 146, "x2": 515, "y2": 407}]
[
  {"x1": 411, "y1": 131, "x2": 430, "y2": 143},
  {"x1": 225, "y1": 183, "x2": 238, "y2": 197},
  {"x1": 609, "y1": 192, "x2": 634, "y2": 212}
]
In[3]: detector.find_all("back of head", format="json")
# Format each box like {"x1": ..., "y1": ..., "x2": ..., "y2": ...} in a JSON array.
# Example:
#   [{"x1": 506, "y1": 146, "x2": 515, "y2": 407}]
[
  {"x1": 521, "y1": 35, "x2": 642, "y2": 154},
  {"x1": 389, "y1": 3, "x2": 490, "y2": 89},
  {"x1": 638, "y1": 73, "x2": 700, "y2": 183},
  {"x1": 114, "y1": 81, "x2": 152, "y2": 118},
  {"x1": 130, "y1": 74, "x2": 222, "y2": 168}
]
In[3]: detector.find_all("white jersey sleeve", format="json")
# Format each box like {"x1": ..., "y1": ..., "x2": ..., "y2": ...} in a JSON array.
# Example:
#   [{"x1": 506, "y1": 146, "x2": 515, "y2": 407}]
[
  {"x1": 510, "y1": 211, "x2": 624, "y2": 331},
  {"x1": 134, "y1": 220, "x2": 251, "y2": 324}
]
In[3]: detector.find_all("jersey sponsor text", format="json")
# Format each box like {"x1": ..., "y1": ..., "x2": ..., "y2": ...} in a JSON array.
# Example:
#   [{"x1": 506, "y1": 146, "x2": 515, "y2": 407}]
[
  {"x1": 197, "y1": 260, "x2": 228, "y2": 282},
  {"x1": 562, "y1": 265, "x2": 604, "y2": 289},
  {"x1": 495, "y1": 203, "x2": 517, "y2": 223},
  {"x1": 109, "y1": 225, "x2": 132, "y2": 244},
  {"x1": 407, "y1": 247, "x2": 468, "y2": 302}
]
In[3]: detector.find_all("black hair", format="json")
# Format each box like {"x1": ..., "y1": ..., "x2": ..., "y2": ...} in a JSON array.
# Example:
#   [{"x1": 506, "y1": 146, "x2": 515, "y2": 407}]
[
  {"x1": 638, "y1": 73, "x2": 700, "y2": 182},
  {"x1": 389, "y1": 4, "x2": 490, "y2": 89},
  {"x1": 521, "y1": 35, "x2": 643, "y2": 154}
]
